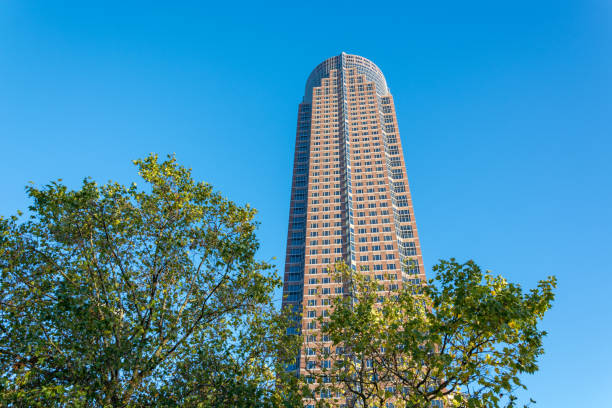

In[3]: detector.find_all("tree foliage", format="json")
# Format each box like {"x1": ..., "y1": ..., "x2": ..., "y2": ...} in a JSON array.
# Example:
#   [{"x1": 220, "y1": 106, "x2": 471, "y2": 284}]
[
  {"x1": 304, "y1": 260, "x2": 556, "y2": 408},
  {"x1": 0, "y1": 154, "x2": 300, "y2": 407},
  {"x1": 0, "y1": 154, "x2": 557, "y2": 407}
]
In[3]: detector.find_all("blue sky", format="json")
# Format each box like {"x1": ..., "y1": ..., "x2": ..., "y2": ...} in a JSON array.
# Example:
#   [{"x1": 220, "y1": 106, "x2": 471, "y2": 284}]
[{"x1": 1, "y1": 1, "x2": 610, "y2": 406}]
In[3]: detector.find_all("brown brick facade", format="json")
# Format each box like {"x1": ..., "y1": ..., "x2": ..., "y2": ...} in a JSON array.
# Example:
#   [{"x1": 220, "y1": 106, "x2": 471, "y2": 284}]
[{"x1": 282, "y1": 54, "x2": 426, "y2": 404}]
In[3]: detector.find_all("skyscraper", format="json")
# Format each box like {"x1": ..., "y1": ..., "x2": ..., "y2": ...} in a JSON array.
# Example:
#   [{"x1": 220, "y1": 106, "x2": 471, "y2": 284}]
[{"x1": 282, "y1": 53, "x2": 426, "y2": 380}]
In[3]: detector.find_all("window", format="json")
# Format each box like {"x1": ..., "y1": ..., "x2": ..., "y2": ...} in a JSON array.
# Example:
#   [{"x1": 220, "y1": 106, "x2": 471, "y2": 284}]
[
  {"x1": 403, "y1": 242, "x2": 417, "y2": 256},
  {"x1": 287, "y1": 273, "x2": 301, "y2": 282}
]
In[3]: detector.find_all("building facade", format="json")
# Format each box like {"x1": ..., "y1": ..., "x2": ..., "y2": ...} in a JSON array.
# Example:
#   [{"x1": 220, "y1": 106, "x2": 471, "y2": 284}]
[{"x1": 282, "y1": 53, "x2": 426, "y2": 383}]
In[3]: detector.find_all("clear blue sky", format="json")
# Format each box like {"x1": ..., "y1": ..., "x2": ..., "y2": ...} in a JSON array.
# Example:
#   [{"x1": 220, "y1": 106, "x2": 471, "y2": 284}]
[{"x1": 1, "y1": 1, "x2": 610, "y2": 406}]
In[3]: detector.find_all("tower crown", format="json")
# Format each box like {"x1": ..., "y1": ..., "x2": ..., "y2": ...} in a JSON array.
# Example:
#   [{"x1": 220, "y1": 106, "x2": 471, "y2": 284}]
[{"x1": 303, "y1": 53, "x2": 389, "y2": 103}]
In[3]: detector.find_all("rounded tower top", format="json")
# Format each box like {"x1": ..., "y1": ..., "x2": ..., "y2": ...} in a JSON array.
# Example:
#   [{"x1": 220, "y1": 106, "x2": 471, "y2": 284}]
[{"x1": 303, "y1": 52, "x2": 388, "y2": 103}]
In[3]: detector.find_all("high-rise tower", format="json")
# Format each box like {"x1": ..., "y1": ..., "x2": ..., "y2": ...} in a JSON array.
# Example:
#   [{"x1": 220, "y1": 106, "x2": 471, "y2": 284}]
[{"x1": 282, "y1": 53, "x2": 426, "y2": 378}]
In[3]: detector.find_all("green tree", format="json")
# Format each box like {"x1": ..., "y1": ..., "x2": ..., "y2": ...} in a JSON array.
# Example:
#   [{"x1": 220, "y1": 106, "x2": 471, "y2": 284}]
[
  {"x1": 305, "y1": 260, "x2": 556, "y2": 408},
  {"x1": 0, "y1": 154, "x2": 301, "y2": 407}
]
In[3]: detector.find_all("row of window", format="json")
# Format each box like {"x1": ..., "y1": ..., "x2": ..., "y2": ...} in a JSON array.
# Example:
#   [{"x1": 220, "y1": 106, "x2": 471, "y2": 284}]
[
  {"x1": 353, "y1": 202, "x2": 387, "y2": 210},
  {"x1": 311, "y1": 191, "x2": 341, "y2": 197},
  {"x1": 310, "y1": 205, "x2": 342, "y2": 212},
  {"x1": 354, "y1": 180, "x2": 386, "y2": 188},
  {"x1": 354, "y1": 218, "x2": 391, "y2": 225},
  {"x1": 354, "y1": 244, "x2": 393, "y2": 251},
  {"x1": 311, "y1": 141, "x2": 339, "y2": 147},
  {"x1": 305, "y1": 287, "x2": 344, "y2": 296},
  {"x1": 307, "y1": 267, "x2": 333, "y2": 275},
  {"x1": 353, "y1": 235, "x2": 391, "y2": 243},
  {"x1": 308, "y1": 239, "x2": 342, "y2": 245},
  {"x1": 352, "y1": 166, "x2": 383, "y2": 173},
  {"x1": 356, "y1": 263, "x2": 398, "y2": 271},
  {"x1": 309, "y1": 214, "x2": 341, "y2": 220},
  {"x1": 353, "y1": 161, "x2": 384, "y2": 168},
  {"x1": 310, "y1": 184, "x2": 341, "y2": 190},
  {"x1": 354, "y1": 194, "x2": 388, "y2": 201},
  {"x1": 354, "y1": 227, "x2": 393, "y2": 234},
  {"x1": 349, "y1": 107, "x2": 377, "y2": 113},
  {"x1": 306, "y1": 298, "x2": 331, "y2": 307},
  {"x1": 310, "y1": 198, "x2": 341, "y2": 205},
  {"x1": 310, "y1": 157, "x2": 340, "y2": 163},
  {"x1": 357, "y1": 253, "x2": 396, "y2": 260},
  {"x1": 312, "y1": 157, "x2": 340, "y2": 169},
  {"x1": 308, "y1": 248, "x2": 342, "y2": 255},
  {"x1": 311, "y1": 148, "x2": 339, "y2": 155},
  {"x1": 354, "y1": 210, "x2": 390, "y2": 218},
  {"x1": 348, "y1": 112, "x2": 378, "y2": 119},
  {"x1": 308, "y1": 256, "x2": 343, "y2": 263},
  {"x1": 352, "y1": 154, "x2": 383, "y2": 161},
  {"x1": 353, "y1": 173, "x2": 386, "y2": 181},
  {"x1": 307, "y1": 277, "x2": 333, "y2": 285}
]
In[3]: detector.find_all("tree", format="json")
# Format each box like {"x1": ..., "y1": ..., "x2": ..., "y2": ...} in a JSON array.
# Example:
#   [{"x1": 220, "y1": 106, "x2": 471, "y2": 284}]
[
  {"x1": 0, "y1": 154, "x2": 301, "y2": 407},
  {"x1": 305, "y1": 260, "x2": 556, "y2": 408}
]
